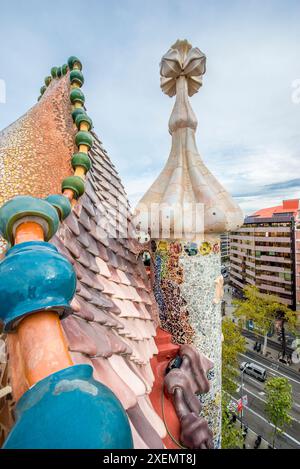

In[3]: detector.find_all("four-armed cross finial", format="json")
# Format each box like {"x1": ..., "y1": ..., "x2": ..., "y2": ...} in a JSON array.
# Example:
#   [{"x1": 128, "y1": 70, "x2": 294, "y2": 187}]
[{"x1": 160, "y1": 39, "x2": 206, "y2": 97}]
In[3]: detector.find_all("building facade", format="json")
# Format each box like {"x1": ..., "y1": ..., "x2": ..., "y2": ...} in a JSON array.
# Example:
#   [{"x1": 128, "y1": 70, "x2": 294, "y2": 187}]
[
  {"x1": 294, "y1": 213, "x2": 300, "y2": 312},
  {"x1": 220, "y1": 233, "x2": 230, "y2": 263},
  {"x1": 230, "y1": 199, "x2": 299, "y2": 310}
]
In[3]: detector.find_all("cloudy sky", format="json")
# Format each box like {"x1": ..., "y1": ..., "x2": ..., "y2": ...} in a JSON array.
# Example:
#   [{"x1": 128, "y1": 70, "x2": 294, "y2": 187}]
[{"x1": 0, "y1": 0, "x2": 300, "y2": 215}]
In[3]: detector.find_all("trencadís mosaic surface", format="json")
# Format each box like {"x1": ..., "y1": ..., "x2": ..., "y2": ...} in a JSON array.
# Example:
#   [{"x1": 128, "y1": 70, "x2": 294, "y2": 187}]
[{"x1": 148, "y1": 239, "x2": 222, "y2": 447}]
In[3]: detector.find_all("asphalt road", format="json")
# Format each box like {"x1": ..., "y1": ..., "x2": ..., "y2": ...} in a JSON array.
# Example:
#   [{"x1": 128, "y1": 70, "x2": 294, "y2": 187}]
[
  {"x1": 242, "y1": 329, "x2": 294, "y2": 358},
  {"x1": 232, "y1": 351, "x2": 300, "y2": 449}
]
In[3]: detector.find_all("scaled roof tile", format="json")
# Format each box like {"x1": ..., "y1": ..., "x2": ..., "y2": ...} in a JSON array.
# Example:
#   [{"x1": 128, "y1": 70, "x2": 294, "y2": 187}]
[
  {"x1": 91, "y1": 357, "x2": 137, "y2": 410},
  {"x1": 0, "y1": 64, "x2": 213, "y2": 450},
  {"x1": 127, "y1": 404, "x2": 165, "y2": 449}
]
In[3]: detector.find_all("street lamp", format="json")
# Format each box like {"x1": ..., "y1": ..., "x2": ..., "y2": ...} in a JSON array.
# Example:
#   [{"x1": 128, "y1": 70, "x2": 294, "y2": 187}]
[{"x1": 240, "y1": 365, "x2": 247, "y2": 429}]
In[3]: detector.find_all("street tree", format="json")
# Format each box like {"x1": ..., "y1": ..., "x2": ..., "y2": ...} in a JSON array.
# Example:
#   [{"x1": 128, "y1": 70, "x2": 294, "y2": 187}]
[
  {"x1": 233, "y1": 286, "x2": 297, "y2": 357},
  {"x1": 222, "y1": 317, "x2": 246, "y2": 448},
  {"x1": 221, "y1": 398, "x2": 244, "y2": 449},
  {"x1": 222, "y1": 317, "x2": 246, "y2": 394},
  {"x1": 265, "y1": 376, "x2": 292, "y2": 448}
]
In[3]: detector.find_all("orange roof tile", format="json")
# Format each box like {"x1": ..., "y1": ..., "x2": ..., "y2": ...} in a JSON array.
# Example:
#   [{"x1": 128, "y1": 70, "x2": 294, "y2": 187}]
[{"x1": 252, "y1": 199, "x2": 299, "y2": 218}]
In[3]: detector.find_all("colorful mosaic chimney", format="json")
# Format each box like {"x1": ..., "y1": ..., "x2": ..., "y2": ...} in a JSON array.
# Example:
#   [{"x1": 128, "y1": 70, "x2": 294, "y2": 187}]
[{"x1": 135, "y1": 40, "x2": 244, "y2": 447}]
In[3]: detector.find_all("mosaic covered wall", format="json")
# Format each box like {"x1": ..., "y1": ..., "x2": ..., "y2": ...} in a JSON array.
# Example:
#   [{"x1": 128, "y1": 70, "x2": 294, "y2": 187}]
[{"x1": 150, "y1": 239, "x2": 222, "y2": 448}]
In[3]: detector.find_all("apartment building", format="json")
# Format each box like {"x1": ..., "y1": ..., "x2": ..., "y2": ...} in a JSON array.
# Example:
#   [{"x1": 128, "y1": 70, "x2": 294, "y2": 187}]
[
  {"x1": 220, "y1": 232, "x2": 230, "y2": 263},
  {"x1": 230, "y1": 199, "x2": 299, "y2": 309},
  {"x1": 294, "y1": 213, "x2": 300, "y2": 311}
]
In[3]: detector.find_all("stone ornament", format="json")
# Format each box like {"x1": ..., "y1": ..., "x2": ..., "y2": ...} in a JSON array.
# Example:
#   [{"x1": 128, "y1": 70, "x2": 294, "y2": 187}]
[{"x1": 160, "y1": 39, "x2": 206, "y2": 97}]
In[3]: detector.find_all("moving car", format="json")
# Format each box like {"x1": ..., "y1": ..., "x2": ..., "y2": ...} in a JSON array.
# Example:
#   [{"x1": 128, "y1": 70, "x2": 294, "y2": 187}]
[{"x1": 240, "y1": 361, "x2": 267, "y2": 382}]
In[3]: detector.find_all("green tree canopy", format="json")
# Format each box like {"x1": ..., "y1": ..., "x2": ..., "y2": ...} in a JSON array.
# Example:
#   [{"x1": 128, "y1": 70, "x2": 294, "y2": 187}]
[
  {"x1": 265, "y1": 376, "x2": 292, "y2": 448},
  {"x1": 221, "y1": 397, "x2": 244, "y2": 449},
  {"x1": 233, "y1": 286, "x2": 297, "y2": 355},
  {"x1": 222, "y1": 317, "x2": 246, "y2": 448},
  {"x1": 234, "y1": 285, "x2": 296, "y2": 334},
  {"x1": 222, "y1": 317, "x2": 246, "y2": 395}
]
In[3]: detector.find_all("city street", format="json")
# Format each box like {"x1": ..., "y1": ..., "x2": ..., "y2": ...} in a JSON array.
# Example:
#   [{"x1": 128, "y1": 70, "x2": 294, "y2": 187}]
[
  {"x1": 223, "y1": 286, "x2": 300, "y2": 448},
  {"x1": 232, "y1": 351, "x2": 300, "y2": 449}
]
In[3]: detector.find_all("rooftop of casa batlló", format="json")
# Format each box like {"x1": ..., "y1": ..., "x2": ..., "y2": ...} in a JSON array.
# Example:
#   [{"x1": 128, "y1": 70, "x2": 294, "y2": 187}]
[{"x1": 0, "y1": 40, "x2": 243, "y2": 449}]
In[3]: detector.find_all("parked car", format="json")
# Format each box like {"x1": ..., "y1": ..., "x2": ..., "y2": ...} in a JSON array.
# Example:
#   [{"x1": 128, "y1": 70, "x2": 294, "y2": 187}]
[
  {"x1": 221, "y1": 266, "x2": 229, "y2": 278},
  {"x1": 240, "y1": 361, "x2": 267, "y2": 382},
  {"x1": 277, "y1": 332, "x2": 295, "y2": 346},
  {"x1": 286, "y1": 334, "x2": 296, "y2": 346},
  {"x1": 232, "y1": 288, "x2": 245, "y2": 300},
  {"x1": 253, "y1": 342, "x2": 262, "y2": 352}
]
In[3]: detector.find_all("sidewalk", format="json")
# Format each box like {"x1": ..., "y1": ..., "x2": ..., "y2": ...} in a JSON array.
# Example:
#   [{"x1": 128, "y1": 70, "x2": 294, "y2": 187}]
[
  {"x1": 234, "y1": 421, "x2": 271, "y2": 449},
  {"x1": 223, "y1": 290, "x2": 300, "y2": 376},
  {"x1": 244, "y1": 334, "x2": 300, "y2": 376}
]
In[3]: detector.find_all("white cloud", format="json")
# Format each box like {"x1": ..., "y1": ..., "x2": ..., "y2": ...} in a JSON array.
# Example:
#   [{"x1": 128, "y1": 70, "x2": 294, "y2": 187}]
[{"x1": 0, "y1": 0, "x2": 300, "y2": 217}]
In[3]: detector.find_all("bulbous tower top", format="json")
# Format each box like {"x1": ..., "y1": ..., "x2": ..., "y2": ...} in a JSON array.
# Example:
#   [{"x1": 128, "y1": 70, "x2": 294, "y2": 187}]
[{"x1": 135, "y1": 39, "x2": 244, "y2": 240}]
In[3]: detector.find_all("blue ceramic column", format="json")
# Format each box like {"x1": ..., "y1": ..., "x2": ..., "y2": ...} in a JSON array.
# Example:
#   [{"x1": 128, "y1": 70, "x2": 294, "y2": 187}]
[{"x1": 0, "y1": 195, "x2": 133, "y2": 448}]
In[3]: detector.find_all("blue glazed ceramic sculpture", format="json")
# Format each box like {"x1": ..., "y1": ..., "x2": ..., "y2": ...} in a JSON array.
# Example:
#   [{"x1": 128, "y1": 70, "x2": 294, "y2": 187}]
[
  {"x1": 0, "y1": 241, "x2": 76, "y2": 331},
  {"x1": 3, "y1": 365, "x2": 133, "y2": 449},
  {"x1": 0, "y1": 195, "x2": 60, "y2": 244}
]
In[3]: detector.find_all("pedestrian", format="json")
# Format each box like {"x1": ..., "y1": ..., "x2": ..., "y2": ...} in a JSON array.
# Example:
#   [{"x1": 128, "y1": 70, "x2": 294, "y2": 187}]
[
  {"x1": 254, "y1": 435, "x2": 262, "y2": 449},
  {"x1": 256, "y1": 343, "x2": 261, "y2": 353}
]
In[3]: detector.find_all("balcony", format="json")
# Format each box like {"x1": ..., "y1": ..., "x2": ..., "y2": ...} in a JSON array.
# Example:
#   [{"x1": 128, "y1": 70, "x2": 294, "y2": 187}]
[
  {"x1": 254, "y1": 236, "x2": 291, "y2": 243},
  {"x1": 230, "y1": 276, "x2": 245, "y2": 289},
  {"x1": 230, "y1": 242, "x2": 254, "y2": 251},
  {"x1": 230, "y1": 235, "x2": 254, "y2": 241},
  {"x1": 245, "y1": 277, "x2": 255, "y2": 285},
  {"x1": 230, "y1": 247, "x2": 249, "y2": 256},
  {"x1": 253, "y1": 245, "x2": 291, "y2": 253},
  {"x1": 236, "y1": 226, "x2": 290, "y2": 233},
  {"x1": 230, "y1": 270, "x2": 243, "y2": 280},
  {"x1": 257, "y1": 274, "x2": 292, "y2": 284},
  {"x1": 230, "y1": 256, "x2": 243, "y2": 264},
  {"x1": 231, "y1": 263, "x2": 242, "y2": 271},
  {"x1": 255, "y1": 264, "x2": 287, "y2": 273},
  {"x1": 259, "y1": 255, "x2": 291, "y2": 263},
  {"x1": 259, "y1": 283, "x2": 291, "y2": 295},
  {"x1": 245, "y1": 269, "x2": 255, "y2": 277}
]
